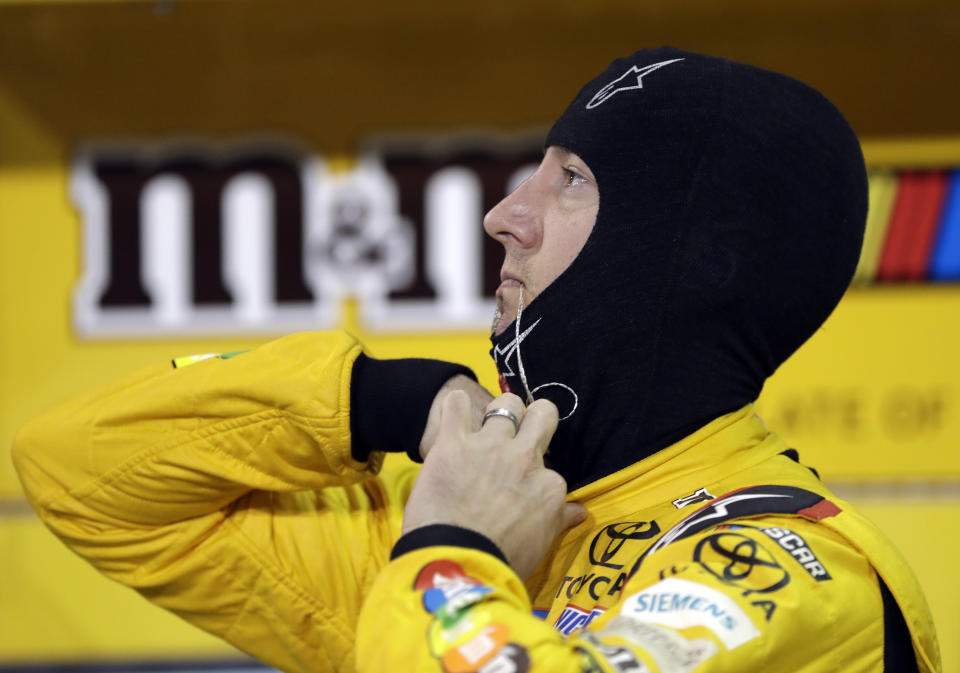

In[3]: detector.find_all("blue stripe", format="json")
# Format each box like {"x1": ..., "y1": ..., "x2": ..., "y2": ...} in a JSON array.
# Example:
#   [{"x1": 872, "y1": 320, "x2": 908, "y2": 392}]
[{"x1": 930, "y1": 170, "x2": 960, "y2": 280}]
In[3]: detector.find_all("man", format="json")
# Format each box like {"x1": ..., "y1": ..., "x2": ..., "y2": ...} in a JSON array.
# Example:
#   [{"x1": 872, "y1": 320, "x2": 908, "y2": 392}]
[{"x1": 13, "y1": 47, "x2": 939, "y2": 673}]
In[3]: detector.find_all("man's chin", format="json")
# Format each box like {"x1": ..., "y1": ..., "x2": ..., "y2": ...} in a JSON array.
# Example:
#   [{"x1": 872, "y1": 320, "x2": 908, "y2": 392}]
[
  {"x1": 490, "y1": 310, "x2": 509, "y2": 337},
  {"x1": 492, "y1": 286, "x2": 527, "y2": 337},
  {"x1": 490, "y1": 303, "x2": 516, "y2": 337}
]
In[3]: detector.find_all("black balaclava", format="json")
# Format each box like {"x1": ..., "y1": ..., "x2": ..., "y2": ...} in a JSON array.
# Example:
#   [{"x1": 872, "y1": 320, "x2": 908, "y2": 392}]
[{"x1": 489, "y1": 47, "x2": 867, "y2": 491}]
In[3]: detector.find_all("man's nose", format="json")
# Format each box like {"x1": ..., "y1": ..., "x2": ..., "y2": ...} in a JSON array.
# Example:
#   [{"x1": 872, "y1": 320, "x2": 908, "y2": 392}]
[{"x1": 482, "y1": 185, "x2": 541, "y2": 251}]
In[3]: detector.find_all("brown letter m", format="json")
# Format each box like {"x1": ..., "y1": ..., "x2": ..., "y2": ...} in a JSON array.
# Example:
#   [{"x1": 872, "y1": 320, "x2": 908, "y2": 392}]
[{"x1": 89, "y1": 150, "x2": 313, "y2": 307}]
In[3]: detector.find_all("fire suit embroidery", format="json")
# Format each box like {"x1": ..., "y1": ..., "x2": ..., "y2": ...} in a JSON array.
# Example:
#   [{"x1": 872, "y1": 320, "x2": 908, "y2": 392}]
[
  {"x1": 628, "y1": 485, "x2": 842, "y2": 578},
  {"x1": 588, "y1": 522, "x2": 661, "y2": 569},
  {"x1": 713, "y1": 524, "x2": 832, "y2": 582},
  {"x1": 692, "y1": 532, "x2": 791, "y2": 596},
  {"x1": 672, "y1": 488, "x2": 715, "y2": 509},
  {"x1": 759, "y1": 526, "x2": 832, "y2": 580},
  {"x1": 556, "y1": 571, "x2": 630, "y2": 602}
]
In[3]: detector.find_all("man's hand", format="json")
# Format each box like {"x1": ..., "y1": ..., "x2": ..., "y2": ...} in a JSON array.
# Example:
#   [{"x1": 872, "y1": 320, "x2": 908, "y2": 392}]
[
  {"x1": 419, "y1": 374, "x2": 493, "y2": 460},
  {"x1": 403, "y1": 391, "x2": 587, "y2": 579}
]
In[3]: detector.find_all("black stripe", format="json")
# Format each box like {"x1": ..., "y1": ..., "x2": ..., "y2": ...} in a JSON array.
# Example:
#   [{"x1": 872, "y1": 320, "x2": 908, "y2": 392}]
[
  {"x1": 878, "y1": 575, "x2": 920, "y2": 673},
  {"x1": 391, "y1": 523, "x2": 507, "y2": 564}
]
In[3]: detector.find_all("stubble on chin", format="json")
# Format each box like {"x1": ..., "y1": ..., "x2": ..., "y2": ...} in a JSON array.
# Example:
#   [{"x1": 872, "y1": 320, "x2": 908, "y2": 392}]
[{"x1": 490, "y1": 298, "x2": 505, "y2": 337}]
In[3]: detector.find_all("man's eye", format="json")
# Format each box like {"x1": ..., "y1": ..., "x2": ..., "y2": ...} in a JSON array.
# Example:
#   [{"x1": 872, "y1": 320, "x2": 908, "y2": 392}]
[{"x1": 564, "y1": 169, "x2": 587, "y2": 186}]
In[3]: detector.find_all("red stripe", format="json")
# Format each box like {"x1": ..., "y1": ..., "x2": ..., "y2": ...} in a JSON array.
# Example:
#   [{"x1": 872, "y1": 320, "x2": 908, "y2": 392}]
[
  {"x1": 797, "y1": 499, "x2": 842, "y2": 521},
  {"x1": 877, "y1": 171, "x2": 949, "y2": 281}
]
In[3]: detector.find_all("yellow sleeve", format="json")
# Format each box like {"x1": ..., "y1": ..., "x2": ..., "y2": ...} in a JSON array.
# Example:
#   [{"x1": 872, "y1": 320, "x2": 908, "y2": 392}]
[
  {"x1": 11, "y1": 331, "x2": 405, "y2": 673},
  {"x1": 356, "y1": 518, "x2": 885, "y2": 673},
  {"x1": 13, "y1": 331, "x2": 375, "y2": 517}
]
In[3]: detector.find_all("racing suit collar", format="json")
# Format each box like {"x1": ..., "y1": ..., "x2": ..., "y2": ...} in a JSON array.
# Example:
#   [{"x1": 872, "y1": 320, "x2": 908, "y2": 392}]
[{"x1": 565, "y1": 405, "x2": 788, "y2": 514}]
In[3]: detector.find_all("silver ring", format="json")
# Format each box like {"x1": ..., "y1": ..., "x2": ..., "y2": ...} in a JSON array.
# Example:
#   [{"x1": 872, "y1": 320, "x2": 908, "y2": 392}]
[{"x1": 482, "y1": 408, "x2": 521, "y2": 434}]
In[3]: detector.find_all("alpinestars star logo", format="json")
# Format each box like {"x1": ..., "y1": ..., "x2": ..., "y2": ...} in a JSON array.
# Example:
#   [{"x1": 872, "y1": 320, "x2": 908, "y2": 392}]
[
  {"x1": 492, "y1": 318, "x2": 542, "y2": 377},
  {"x1": 585, "y1": 58, "x2": 685, "y2": 109}
]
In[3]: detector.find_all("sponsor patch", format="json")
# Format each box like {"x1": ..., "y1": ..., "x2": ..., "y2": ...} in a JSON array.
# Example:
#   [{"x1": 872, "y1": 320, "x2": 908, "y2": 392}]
[
  {"x1": 760, "y1": 527, "x2": 832, "y2": 581},
  {"x1": 580, "y1": 633, "x2": 650, "y2": 672},
  {"x1": 692, "y1": 532, "x2": 790, "y2": 596},
  {"x1": 441, "y1": 623, "x2": 510, "y2": 673},
  {"x1": 424, "y1": 583, "x2": 485, "y2": 614},
  {"x1": 435, "y1": 586, "x2": 494, "y2": 623},
  {"x1": 428, "y1": 609, "x2": 493, "y2": 658},
  {"x1": 477, "y1": 643, "x2": 530, "y2": 673},
  {"x1": 415, "y1": 560, "x2": 476, "y2": 590},
  {"x1": 597, "y1": 616, "x2": 718, "y2": 673},
  {"x1": 620, "y1": 577, "x2": 760, "y2": 650},
  {"x1": 672, "y1": 488, "x2": 715, "y2": 510},
  {"x1": 554, "y1": 605, "x2": 607, "y2": 636},
  {"x1": 415, "y1": 560, "x2": 490, "y2": 614}
]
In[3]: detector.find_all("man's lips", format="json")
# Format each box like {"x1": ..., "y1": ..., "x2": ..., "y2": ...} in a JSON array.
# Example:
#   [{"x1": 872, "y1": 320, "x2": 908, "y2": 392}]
[
  {"x1": 496, "y1": 278, "x2": 523, "y2": 296},
  {"x1": 497, "y1": 271, "x2": 523, "y2": 295}
]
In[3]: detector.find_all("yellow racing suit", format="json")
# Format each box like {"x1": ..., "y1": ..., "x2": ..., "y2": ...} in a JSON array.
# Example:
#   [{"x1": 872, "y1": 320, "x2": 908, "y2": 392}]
[{"x1": 12, "y1": 332, "x2": 940, "y2": 673}]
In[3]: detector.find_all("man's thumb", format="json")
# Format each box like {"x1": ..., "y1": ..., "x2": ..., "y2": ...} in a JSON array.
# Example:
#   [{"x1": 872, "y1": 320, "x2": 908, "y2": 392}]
[{"x1": 562, "y1": 502, "x2": 588, "y2": 529}]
